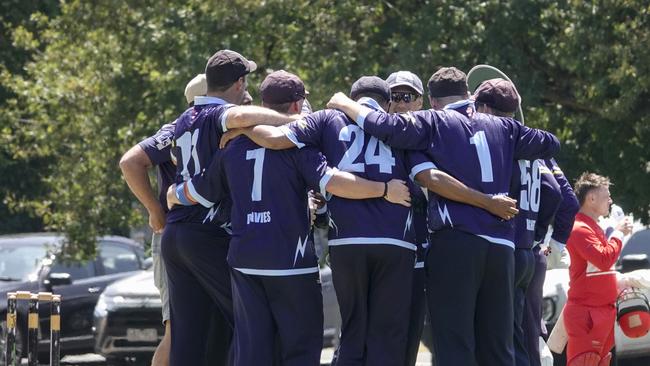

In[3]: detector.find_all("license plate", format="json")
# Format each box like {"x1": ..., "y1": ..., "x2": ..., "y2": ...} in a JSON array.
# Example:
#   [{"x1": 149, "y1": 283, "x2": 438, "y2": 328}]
[{"x1": 126, "y1": 328, "x2": 158, "y2": 342}]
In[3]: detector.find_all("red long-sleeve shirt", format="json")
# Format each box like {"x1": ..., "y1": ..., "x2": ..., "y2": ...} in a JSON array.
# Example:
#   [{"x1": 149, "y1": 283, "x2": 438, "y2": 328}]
[{"x1": 566, "y1": 212, "x2": 623, "y2": 307}]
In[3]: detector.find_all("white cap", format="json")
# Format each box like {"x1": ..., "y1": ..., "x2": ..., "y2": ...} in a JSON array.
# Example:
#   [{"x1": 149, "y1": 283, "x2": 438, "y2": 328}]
[
  {"x1": 386, "y1": 71, "x2": 424, "y2": 95},
  {"x1": 184, "y1": 74, "x2": 207, "y2": 104}
]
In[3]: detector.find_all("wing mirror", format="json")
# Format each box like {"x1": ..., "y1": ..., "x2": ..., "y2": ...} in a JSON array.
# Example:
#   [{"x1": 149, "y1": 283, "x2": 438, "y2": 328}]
[
  {"x1": 44, "y1": 272, "x2": 72, "y2": 289},
  {"x1": 142, "y1": 257, "x2": 154, "y2": 270}
]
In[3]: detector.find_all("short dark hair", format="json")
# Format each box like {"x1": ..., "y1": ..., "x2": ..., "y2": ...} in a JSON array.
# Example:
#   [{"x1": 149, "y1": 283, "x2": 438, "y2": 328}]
[
  {"x1": 574, "y1": 172, "x2": 611, "y2": 206},
  {"x1": 207, "y1": 79, "x2": 238, "y2": 93},
  {"x1": 428, "y1": 67, "x2": 468, "y2": 98},
  {"x1": 475, "y1": 102, "x2": 513, "y2": 117},
  {"x1": 262, "y1": 101, "x2": 295, "y2": 114}
]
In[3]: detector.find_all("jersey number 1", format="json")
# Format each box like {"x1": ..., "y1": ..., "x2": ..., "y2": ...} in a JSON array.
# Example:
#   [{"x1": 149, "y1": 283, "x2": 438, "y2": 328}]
[{"x1": 469, "y1": 131, "x2": 493, "y2": 182}]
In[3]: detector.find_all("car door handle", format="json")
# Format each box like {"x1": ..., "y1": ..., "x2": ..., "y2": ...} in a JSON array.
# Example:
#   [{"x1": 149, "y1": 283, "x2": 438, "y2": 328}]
[{"x1": 88, "y1": 287, "x2": 101, "y2": 293}]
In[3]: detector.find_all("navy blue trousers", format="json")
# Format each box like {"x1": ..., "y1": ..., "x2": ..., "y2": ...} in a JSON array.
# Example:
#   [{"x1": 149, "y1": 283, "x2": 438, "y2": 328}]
[
  {"x1": 230, "y1": 269, "x2": 323, "y2": 366},
  {"x1": 330, "y1": 244, "x2": 414, "y2": 366},
  {"x1": 405, "y1": 267, "x2": 426, "y2": 366},
  {"x1": 161, "y1": 222, "x2": 233, "y2": 366},
  {"x1": 523, "y1": 246, "x2": 548, "y2": 366},
  {"x1": 514, "y1": 248, "x2": 536, "y2": 366},
  {"x1": 426, "y1": 229, "x2": 515, "y2": 366}
]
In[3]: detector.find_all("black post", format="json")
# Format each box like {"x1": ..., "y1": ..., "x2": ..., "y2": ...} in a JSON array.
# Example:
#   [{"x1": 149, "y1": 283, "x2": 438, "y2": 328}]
[
  {"x1": 27, "y1": 294, "x2": 39, "y2": 366},
  {"x1": 50, "y1": 295, "x2": 61, "y2": 366},
  {"x1": 5, "y1": 293, "x2": 17, "y2": 366}
]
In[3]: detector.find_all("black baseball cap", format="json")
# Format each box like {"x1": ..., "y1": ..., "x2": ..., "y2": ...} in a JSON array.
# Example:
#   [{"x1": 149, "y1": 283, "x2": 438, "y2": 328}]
[
  {"x1": 473, "y1": 78, "x2": 521, "y2": 113},
  {"x1": 205, "y1": 49, "x2": 257, "y2": 88},
  {"x1": 350, "y1": 76, "x2": 391, "y2": 102},
  {"x1": 260, "y1": 70, "x2": 306, "y2": 104},
  {"x1": 427, "y1": 67, "x2": 468, "y2": 97}
]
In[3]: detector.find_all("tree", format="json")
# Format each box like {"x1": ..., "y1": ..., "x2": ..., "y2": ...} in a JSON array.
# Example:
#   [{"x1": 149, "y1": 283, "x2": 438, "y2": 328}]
[
  {"x1": 1, "y1": 0, "x2": 648, "y2": 258},
  {"x1": 0, "y1": 0, "x2": 59, "y2": 233}
]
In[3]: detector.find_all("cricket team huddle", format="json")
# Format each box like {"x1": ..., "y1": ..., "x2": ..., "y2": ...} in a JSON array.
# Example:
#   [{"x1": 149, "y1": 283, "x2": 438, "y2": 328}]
[{"x1": 120, "y1": 48, "x2": 636, "y2": 366}]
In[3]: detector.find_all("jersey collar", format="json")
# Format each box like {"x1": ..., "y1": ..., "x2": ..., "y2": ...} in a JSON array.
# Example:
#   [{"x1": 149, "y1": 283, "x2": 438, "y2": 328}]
[
  {"x1": 357, "y1": 97, "x2": 386, "y2": 112},
  {"x1": 194, "y1": 96, "x2": 228, "y2": 106}
]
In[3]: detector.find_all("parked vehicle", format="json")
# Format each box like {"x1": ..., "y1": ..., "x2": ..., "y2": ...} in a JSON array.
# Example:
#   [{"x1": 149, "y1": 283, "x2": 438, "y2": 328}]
[
  {"x1": 542, "y1": 229, "x2": 650, "y2": 364},
  {"x1": 0, "y1": 233, "x2": 147, "y2": 365},
  {"x1": 93, "y1": 270, "x2": 162, "y2": 365},
  {"x1": 92, "y1": 263, "x2": 342, "y2": 364}
]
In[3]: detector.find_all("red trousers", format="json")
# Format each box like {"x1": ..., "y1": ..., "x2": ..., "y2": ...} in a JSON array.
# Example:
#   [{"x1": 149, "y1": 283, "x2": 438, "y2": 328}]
[{"x1": 565, "y1": 302, "x2": 616, "y2": 363}]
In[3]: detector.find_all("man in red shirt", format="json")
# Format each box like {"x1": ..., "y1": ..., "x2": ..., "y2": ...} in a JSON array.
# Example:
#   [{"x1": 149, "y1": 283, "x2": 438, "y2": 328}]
[{"x1": 565, "y1": 173, "x2": 633, "y2": 366}]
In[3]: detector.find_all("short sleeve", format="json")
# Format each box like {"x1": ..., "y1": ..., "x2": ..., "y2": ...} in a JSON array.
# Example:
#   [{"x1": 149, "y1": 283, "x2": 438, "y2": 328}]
[
  {"x1": 405, "y1": 150, "x2": 436, "y2": 182},
  {"x1": 294, "y1": 147, "x2": 334, "y2": 196},
  {"x1": 138, "y1": 121, "x2": 175, "y2": 165},
  {"x1": 279, "y1": 111, "x2": 326, "y2": 149}
]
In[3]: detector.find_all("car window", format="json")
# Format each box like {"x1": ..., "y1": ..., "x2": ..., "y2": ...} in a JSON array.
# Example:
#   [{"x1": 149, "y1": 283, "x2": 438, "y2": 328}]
[
  {"x1": 620, "y1": 230, "x2": 650, "y2": 258},
  {"x1": 50, "y1": 260, "x2": 95, "y2": 281},
  {"x1": 0, "y1": 245, "x2": 47, "y2": 281},
  {"x1": 100, "y1": 243, "x2": 140, "y2": 275}
]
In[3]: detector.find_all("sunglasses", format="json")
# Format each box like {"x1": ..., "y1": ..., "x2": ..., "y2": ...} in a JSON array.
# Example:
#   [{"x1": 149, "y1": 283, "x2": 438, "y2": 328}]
[{"x1": 391, "y1": 92, "x2": 420, "y2": 103}]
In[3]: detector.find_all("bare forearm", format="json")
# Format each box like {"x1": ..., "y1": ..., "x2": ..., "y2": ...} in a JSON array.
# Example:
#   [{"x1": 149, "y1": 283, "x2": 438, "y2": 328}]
[
  {"x1": 327, "y1": 92, "x2": 372, "y2": 124},
  {"x1": 415, "y1": 170, "x2": 489, "y2": 209},
  {"x1": 326, "y1": 172, "x2": 383, "y2": 199},
  {"x1": 225, "y1": 106, "x2": 300, "y2": 129},
  {"x1": 119, "y1": 146, "x2": 161, "y2": 212},
  {"x1": 244, "y1": 125, "x2": 295, "y2": 150}
]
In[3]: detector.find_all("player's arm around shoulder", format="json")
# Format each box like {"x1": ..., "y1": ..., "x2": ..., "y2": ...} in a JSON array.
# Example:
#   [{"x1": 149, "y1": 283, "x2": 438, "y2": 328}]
[
  {"x1": 325, "y1": 171, "x2": 411, "y2": 207},
  {"x1": 413, "y1": 168, "x2": 518, "y2": 220},
  {"x1": 223, "y1": 105, "x2": 301, "y2": 130},
  {"x1": 220, "y1": 125, "x2": 294, "y2": 150}
]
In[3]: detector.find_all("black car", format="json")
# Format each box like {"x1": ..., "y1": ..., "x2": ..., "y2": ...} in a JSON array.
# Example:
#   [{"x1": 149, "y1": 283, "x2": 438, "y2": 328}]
[
  {"x1": 93, "y1": 263, "x2": 342, "y2": 365},
  {"x1": 0, "y1": 233, "x2": 148, "y2": 365}
]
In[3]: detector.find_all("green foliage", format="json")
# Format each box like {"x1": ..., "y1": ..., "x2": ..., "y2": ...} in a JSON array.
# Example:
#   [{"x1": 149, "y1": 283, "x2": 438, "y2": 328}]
[
  {"x1": 0, "y1": 0, "x2": 648, "y2": 258},
  {"x1": 0, "y1": 0, "x2": 60, "y2": 234}
]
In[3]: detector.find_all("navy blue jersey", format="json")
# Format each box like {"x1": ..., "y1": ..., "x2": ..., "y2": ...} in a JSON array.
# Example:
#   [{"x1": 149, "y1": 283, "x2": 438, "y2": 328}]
[
  {"x1": 512, "y1": 159, "x2": 561, "y2": 248},
  {"x1": 222, "y1": 137, "x2": 331, "y2": 275},
  {"x1": 279, "y1": 108, "x2": 427, "y2": 251},
  {"x1": 534, "y1": 159, "x2": 579, "y2": 244},
  {"x1": 138, "y1": 121, "x2": 176, "y2": 212},
  {"x1": 358, "y1": 109, "x2": 560, "y2": 248},
  {"x1": 166, "y1": 96, "x2": 233, "y2": 231},
  {"x1": 411, "y1": 185, "x2": 428, "y2": 266},
  {"x1": 406, "y1": 150, "x2": 435, "y2": 266}
]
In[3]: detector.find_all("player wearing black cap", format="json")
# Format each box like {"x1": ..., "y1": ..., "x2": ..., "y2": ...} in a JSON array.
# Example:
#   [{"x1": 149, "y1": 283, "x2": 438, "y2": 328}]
[
  {"x1": 219, "y1": 75, "x2": 517, "y2": 366},
  {"x1": 163, "y1": 50, "x2": 306, "y2": 366},
  {"x1": 327, "y1": 70, "x2": 560, "y2": 365},
  {"x1": 223, "y1": 71, "x2": 419, "y2": 366}
]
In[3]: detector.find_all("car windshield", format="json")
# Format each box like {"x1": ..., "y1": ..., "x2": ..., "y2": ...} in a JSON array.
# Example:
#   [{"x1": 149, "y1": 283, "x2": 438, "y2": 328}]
[{"x1": 0, "y1": 245, "x2": 48, "y2": 281}]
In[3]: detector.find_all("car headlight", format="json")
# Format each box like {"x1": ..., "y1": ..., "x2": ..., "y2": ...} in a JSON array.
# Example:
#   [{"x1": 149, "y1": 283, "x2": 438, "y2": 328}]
[
  {"x1": 94, "y1": 294, "x2": 127, "y2": 317},
  {"x1": 542, "y1": 296, "x2": 557, "y2": 323},
  {"x1": 95, "y1": 293, "x2": 109, "y2": 318},
  {"x1": 95, "y1": 293, "x2": 160, "y2": 316}
]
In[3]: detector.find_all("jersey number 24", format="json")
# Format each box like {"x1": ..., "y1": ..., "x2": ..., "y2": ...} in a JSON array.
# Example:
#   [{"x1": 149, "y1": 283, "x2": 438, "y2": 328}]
[{"x1": 338, "y1": 125, "x2": 395, "y2": 174}]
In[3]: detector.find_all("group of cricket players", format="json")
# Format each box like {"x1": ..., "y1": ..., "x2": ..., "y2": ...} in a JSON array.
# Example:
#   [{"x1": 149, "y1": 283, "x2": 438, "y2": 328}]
[{"x1": 120, "y1": 48, "x2": 641, "y2": 366}]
